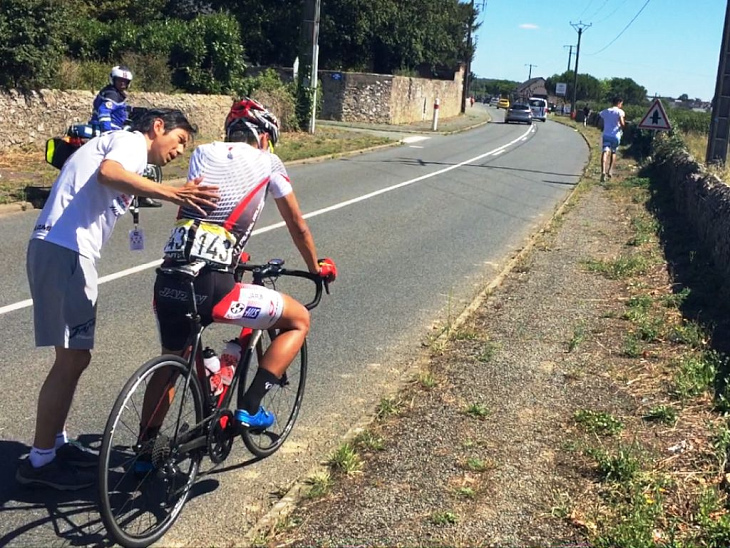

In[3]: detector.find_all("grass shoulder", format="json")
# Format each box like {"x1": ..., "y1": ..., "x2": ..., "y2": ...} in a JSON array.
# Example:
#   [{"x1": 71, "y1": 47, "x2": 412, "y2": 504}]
[{"x1": 0, "y1": 128, "x2": 396, "y2": 205}]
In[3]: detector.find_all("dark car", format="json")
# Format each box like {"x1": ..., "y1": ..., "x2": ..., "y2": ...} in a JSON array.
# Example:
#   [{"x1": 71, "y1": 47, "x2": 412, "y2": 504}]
[{"x1": 504, "y1": 103, "x2": 533, "y2": 124}]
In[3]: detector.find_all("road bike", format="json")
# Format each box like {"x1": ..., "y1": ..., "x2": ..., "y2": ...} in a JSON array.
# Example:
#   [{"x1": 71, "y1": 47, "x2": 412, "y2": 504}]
[{"x1": 97, "y1": 257, "x2": 326, "y2": 548}]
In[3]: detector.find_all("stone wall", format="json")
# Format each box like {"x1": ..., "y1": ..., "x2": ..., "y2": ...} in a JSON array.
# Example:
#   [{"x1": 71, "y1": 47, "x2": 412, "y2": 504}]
[
  {"x1": 0, "y1": 89, "x2": 234, "y2": 151},
  {"x1": 651, "y1": 144, "x2": 730, "y2": 285},
  {"x1": 319, "y1": 66, "x2": 463, "y2": 124},
  {"x1": 0, "y1": 66, "x2": 465, "y2": 150}
]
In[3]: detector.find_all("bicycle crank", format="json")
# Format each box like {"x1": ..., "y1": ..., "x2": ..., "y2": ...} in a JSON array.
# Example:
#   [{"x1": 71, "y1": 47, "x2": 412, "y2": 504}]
[{"x1": 207, "y1": 409, "x2": 235, "y2": 464}]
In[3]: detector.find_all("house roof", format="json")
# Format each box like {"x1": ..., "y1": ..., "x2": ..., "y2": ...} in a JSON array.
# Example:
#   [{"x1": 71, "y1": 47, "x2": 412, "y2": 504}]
[{"x1": 515, "y1": 77, "x2": 548, "y2": 97}]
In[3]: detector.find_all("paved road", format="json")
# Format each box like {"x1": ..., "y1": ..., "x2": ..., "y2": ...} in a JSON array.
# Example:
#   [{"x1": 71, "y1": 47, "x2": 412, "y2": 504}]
[{"x1": 0, "y1": 111, "x2": 587, "y2": 547}]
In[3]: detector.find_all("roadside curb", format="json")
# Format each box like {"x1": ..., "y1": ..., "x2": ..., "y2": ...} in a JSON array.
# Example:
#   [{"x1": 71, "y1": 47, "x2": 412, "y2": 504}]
[{"x1": 241, "y1": 128, "x2": 591, "y2": 545}]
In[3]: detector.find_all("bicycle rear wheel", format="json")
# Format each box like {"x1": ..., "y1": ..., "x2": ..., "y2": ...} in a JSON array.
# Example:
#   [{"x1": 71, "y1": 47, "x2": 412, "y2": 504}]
[
  {"x1": 238, "y1": 331, "x2": 307, "y2": 458},
  {"x1": 98, "y1": 355, "x2": 204, "y2": 548}
]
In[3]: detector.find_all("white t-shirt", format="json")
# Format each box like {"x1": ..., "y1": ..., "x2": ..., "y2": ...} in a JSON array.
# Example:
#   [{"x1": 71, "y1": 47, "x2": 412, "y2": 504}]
[
  {"x1": 31, "y1": 131, "x2": 148, "y2": 262},
  {"x1": 600, "y1": 106, "x2": 625, "y2": 138}
]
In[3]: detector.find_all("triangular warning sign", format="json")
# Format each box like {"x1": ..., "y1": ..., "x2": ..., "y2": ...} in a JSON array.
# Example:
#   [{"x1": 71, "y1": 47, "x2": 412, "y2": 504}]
[{"x1": 638, "y1": 98, "x2": 671, "y2": 131}]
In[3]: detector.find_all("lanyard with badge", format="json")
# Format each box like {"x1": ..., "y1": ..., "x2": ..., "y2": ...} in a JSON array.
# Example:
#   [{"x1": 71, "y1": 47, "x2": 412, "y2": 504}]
[
  {"x1": 129, "y1": 164, "x2": 162, "y2": 251},
  {"x1": 129, "y1": 197, "x2": 145, "y2": 251}
]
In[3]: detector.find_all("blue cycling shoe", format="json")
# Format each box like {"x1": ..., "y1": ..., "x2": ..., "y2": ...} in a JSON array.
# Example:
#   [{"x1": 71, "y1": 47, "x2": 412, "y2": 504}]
[
  {"x1": 133, "y1": 456, "x2": 154, "y2": 475},
  {"x1": 235, "y1": 407, "x2": 275, "y2": 430}
]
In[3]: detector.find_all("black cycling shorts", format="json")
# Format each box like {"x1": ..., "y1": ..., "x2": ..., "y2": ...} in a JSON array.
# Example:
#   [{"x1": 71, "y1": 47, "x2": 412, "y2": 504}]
[{"x1": 154, "y1": 268, "x2": 235, "y2": 351}]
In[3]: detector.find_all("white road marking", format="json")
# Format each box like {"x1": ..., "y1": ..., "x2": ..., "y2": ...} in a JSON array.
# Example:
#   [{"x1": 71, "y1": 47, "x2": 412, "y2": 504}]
[
  {"x1": 0, "y1": 125, "x2": 532, "y2": 316},
  {"x1": 401, "y1": 136, "x2": 430, "y2": 144}
]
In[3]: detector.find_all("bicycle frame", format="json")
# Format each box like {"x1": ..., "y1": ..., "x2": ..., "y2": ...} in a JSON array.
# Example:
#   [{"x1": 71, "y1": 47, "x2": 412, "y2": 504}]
[{"x1": 144, "y1": 258, "x2": 324, "y2": 459}]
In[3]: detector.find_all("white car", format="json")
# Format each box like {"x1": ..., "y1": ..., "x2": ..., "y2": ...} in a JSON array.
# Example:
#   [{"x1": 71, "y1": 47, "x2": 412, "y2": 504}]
[{"x1": 528, "y1": 97, "x2": 548, "y2": 122}]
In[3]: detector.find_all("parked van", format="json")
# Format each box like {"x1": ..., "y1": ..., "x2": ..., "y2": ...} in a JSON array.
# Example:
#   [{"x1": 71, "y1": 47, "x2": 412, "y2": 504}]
[{"x1": 528, "y1": 97, "x2": 548, "y2": 122}]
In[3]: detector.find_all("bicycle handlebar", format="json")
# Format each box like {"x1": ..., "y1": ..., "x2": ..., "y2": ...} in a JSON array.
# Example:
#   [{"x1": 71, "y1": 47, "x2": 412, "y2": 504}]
[{"x1": 235, "y1": 259, "x2": 328, "y2": 310}]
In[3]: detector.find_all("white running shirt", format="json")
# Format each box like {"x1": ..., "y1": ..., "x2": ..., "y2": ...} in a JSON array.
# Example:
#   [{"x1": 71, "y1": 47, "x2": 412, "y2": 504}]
[
  {"x1": 600, "y1": 106, "x2": 625, "y2": 138},
  {"x1": 31, "y1": 131, "x2": 148, "y2": 262}
]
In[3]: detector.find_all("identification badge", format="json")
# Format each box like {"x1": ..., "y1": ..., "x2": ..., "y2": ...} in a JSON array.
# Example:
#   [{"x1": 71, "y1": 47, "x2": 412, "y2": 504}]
[
  {"x1": 163, "y1": 219, "x2": 235, "y2": 266},
  {"x1": 129, "y1": 228, "x2": 145, "y2": 251}
]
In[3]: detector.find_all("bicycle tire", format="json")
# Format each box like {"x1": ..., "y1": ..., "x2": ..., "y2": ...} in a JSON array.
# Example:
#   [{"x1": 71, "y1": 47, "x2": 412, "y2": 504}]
[
  {"x1": 238, "y1": 331, "x2": 307, "y2": 458},
  {"x1": 98, "y1": 355, "x2": 205, "y2": 548}
]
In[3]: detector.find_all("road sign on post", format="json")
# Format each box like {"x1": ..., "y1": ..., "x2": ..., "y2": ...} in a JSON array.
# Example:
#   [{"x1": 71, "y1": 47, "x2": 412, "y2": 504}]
[
  {"x1": 556, "y1": 83, "x2": 567, "y2": 96},
  {"x1": 637, "y1": 99, "x2": 671, "y2": 131}
]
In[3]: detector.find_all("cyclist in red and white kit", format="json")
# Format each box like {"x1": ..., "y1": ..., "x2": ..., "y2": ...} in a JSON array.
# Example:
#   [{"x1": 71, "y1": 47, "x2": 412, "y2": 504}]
[{"x1": 151, "y1": 98, "x2": 336, "y2": 430}]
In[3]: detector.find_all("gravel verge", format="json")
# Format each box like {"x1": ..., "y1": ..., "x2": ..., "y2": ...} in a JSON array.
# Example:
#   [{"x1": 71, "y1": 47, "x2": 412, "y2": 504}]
[{"x1": 257, "y1": 152, "x2": 644, "y2": 547}]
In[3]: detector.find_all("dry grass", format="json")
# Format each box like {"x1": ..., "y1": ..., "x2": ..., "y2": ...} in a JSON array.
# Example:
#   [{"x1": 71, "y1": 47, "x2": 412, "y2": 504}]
[
  {"x1": 559, "y1": 132, "x2": 730, "y2": 545},
  {"x1": 0, "y1": 128, "x2": 394, "y2": 204},
  {"x1": 681, "y1": 130, "x2": 730, "y2": 182}
]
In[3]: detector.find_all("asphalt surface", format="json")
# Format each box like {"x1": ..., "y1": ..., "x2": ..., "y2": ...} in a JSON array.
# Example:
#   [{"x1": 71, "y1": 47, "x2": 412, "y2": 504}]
[{"x1": 0, "y1": 107, "x2": 588, "y2": 547}]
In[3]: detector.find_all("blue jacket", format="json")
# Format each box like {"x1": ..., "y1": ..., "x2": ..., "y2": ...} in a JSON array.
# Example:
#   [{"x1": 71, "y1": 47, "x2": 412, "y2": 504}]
[{"x1": 90, "y1": 85, "x2": 129, "y2": 133}]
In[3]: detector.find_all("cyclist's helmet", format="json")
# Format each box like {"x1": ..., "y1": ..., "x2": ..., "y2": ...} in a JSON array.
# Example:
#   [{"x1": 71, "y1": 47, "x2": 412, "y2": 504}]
[
  {"x1": 224, "y1": 97, "x2": 280, "y2": 148},
  {"x1": 109, "y1": 65, "x2": 133, "y2": 86}
]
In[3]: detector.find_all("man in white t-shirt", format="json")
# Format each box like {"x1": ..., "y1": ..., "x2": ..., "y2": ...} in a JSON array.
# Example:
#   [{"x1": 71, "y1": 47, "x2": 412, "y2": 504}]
[
  {"x1": 599, "y1": 96, "x2": 626, "y2": 182},
  {"x1": 17, "y1": 109, "x2": 220, "y2": 490}
]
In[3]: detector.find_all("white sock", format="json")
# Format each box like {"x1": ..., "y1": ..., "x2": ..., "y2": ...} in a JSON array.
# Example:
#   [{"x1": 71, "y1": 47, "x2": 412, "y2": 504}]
[
  {"x1": 55, "y1": 431, "x2": 68, "y2": 449},
  {"x1": 29, "y1": 447, "x2": 56, "y2": 468}
]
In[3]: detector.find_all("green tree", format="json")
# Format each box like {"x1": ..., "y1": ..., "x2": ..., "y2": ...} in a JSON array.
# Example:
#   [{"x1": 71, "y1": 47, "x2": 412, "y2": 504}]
[
  {"x1": 79, "y1": 0, "x2": 168, "y2": 24},
  {"x1": 208, "y1": 0, "x2": 300, "y2": 66},
  {"x1": 546, "y1": 71, "x2": 603, "y2": 103},
  {"x1": 472, "y1": 78, "x2": 520, "y2": 98},
  {"x1": 162, "y1": 0, "x2": 213, "y2": 20},
  {"x1": 317, "y1": 0, "x2": 471, "y2": 74},
  {"x1": 0, "y1": 0, "x2": 74, "y2": 88},
  {"x1": 604, "y1": 77, "x2": 647, "y2": 105},
  {"x1": 170, "y1": 13, "x2": 246, "y2": 94}
]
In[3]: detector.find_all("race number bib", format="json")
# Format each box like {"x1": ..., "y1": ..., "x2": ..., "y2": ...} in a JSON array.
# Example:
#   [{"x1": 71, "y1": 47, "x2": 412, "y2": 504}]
[{"x1": 163, "y1": 219, "x2": 236, "y2": 266}]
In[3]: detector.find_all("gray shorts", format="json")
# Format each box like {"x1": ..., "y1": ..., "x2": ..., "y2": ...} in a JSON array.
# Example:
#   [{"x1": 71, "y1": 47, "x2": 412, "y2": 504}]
[{"x1": 26, "y1": 239, "x2": 98, "y2": 349}]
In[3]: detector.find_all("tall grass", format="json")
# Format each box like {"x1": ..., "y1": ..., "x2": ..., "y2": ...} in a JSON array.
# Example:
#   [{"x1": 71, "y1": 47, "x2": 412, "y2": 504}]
[{"x1": 681, "y1": 131, "x2": 730, "y2": 183}]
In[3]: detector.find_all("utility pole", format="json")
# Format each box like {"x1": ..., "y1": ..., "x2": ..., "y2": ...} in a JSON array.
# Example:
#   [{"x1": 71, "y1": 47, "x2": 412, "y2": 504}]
[
  {"x1": 707, "y1": 0, "x2": 730, "y2": 163},
  {"x1": 569, "y1": 21, "x2": 591, "y2": 118},
  {"x1": 461, "y1": 0, "x2": 475, "y2": 114},
  {"x1": 563, "y1": 44, "x2": 575, "y2": 72},
  {"x1": 299, "y1": 0, "x2": 321, "y2": 133},
  {"x1": 525, "y1": 64, "x2": 537, "y2": 80}
]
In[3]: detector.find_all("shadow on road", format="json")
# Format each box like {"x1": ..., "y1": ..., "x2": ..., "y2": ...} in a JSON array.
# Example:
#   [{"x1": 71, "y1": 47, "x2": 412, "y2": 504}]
[
  {"x1": 344, "y1": 155, "x2": 581, "y2": 181},
  {"x1": 0, "y1": 433, "x2": 237, "y2": 546}
]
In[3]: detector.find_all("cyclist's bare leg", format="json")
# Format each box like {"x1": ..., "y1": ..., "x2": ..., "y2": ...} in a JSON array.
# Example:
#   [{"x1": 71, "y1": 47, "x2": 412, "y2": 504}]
[
  {"x1": 258, "y1": 294, "x2": 310, "y2": 377},
  {"x1": 33, "y1": 347, "x2": 91, "y2": 450},
  {"x1": 238, "y1": 294, "x2": 309, "y2": 415}
]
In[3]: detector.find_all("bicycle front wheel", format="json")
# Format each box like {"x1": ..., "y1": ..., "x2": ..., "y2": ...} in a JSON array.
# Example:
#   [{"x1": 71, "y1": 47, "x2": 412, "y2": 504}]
[
  {"x1": 98, "y1": 355, "x2": 205, "y2": 548},
  {"x1": 238, "y1": 331, "x2": 307, "y2": 458}
]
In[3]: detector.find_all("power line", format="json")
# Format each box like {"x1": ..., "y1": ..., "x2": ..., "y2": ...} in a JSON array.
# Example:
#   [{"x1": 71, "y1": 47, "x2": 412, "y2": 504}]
[
  {"x1": 579, "y1": 0, "x2": 596, "y2": 18},
  {"x1": 587, "y1": 0, "x2": 610, "y2": 20},
  {"x1": 594, "y1": 0, "x2": 631, "y2": 24},
  {"x1": 589, "y1": 0, "x2": 652, "y2": 55}
]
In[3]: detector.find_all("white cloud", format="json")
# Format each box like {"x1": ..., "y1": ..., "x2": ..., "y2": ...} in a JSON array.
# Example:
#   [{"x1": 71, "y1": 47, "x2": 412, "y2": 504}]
[{"x1": 519, "y1": 23, "x2": 539, "y2": 30}]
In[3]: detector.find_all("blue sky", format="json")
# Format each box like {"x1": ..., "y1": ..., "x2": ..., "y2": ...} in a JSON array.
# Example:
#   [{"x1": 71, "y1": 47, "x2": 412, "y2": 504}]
[{"x1": 470, "y1": 0, "x2": 725, "y2": 101}]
